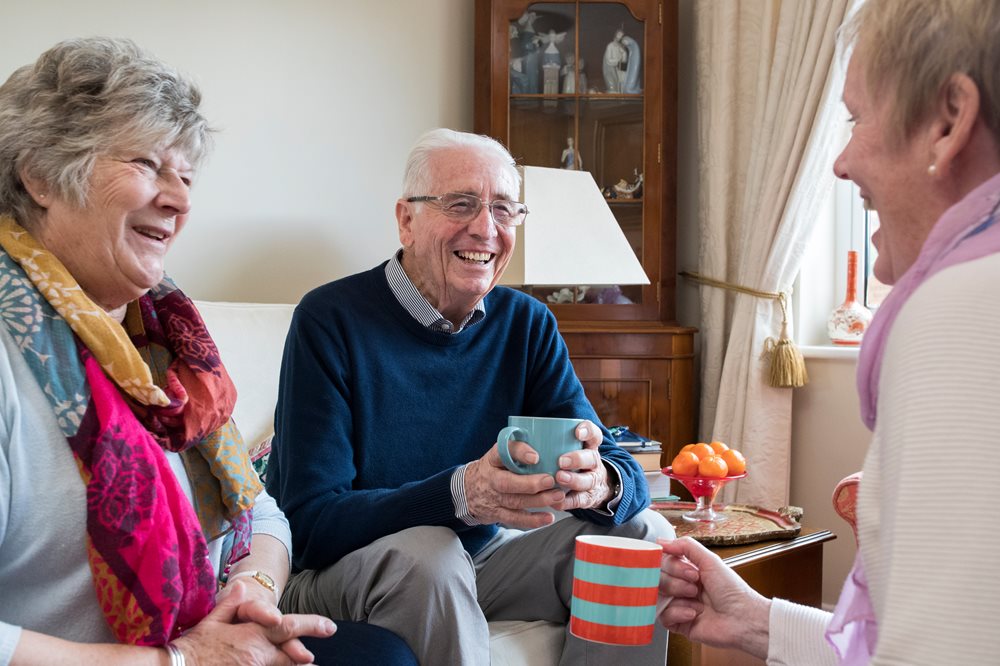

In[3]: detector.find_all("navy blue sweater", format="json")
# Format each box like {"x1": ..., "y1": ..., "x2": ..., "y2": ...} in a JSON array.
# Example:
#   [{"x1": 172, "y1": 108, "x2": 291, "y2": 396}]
[{"x1": 266, "y1": 264, "x2": 649, "y2": 571}]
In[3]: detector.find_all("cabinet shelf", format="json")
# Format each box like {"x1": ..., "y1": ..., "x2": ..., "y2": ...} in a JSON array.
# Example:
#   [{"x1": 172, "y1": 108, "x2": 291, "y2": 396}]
[{"x1": 509, "y1": 93, "x2": 646, "y2": 99}]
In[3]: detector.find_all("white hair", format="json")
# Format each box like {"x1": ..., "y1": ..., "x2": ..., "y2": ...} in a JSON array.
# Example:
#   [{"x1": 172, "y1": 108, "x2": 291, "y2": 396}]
[{"x1": 401, "y1": 128, "x2": 520, "y2": 198}]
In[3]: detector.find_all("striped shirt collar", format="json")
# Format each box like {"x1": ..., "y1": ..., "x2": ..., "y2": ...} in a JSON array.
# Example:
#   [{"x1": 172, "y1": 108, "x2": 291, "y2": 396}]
[{"x1": 384, "y1": 250, "x2": 485, "y2": 334}]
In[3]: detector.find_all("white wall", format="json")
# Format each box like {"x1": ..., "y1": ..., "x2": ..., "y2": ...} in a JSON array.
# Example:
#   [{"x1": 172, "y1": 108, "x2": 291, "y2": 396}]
[
  {"x1": 791, "y1": 355, "x2": 869, "y2": 608},
  {"x1": 2, "y1": 0, "x2": 475, "y2": 303}
]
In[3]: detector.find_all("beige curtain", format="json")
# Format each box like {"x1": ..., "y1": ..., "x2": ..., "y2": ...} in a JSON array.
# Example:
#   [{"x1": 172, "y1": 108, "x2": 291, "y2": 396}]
[{"x1": 693, "y1": 0, "x2": 850, "y2": 507}]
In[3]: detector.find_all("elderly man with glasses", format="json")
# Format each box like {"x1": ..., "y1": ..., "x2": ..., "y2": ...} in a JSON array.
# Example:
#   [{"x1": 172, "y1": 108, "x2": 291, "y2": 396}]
[{"x1": 266, "y1": 128, "x2": 672, "y2": 665}]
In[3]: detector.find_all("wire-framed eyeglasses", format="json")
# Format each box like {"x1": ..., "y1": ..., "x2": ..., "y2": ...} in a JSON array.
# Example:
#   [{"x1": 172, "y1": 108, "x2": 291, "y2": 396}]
[{"x1": 406, "y1": 192, "x2": 529, "y2": 227}]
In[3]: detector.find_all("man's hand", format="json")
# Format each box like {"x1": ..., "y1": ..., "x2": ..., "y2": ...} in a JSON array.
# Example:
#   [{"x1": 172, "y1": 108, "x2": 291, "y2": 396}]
[
  {"x1": 551, "y1": 420, "x2": 614, "y2": 511},
  {"x1": 465, "y1": 444, "x2": 567, "y2": 529}
]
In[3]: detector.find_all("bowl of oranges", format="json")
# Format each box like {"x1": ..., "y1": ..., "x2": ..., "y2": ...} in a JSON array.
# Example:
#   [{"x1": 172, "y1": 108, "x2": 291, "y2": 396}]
[{"x1": 662, "y1": 441, "x2": 747, "y2": 523}]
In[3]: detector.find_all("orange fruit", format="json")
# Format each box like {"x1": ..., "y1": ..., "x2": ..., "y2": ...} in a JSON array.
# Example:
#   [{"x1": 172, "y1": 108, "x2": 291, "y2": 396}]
[
  {"x1": 689, "y1": 443, "x2": 715, "y2": 461},
  {"x1": 670, "y1": 451, "x2": 700, "y2": 476},
  {"x1": 709, "y1": 440, "x2": 729, "y2": 455},
  {"x1": 680, "y1": 443, "x2": 697, "y2": 454},
  {"x1": 698, "y1": 455, "x2": 729, "y2": 478},
  {"x1": 721, "y1": 449, "x2": 746, "y2": 475}
]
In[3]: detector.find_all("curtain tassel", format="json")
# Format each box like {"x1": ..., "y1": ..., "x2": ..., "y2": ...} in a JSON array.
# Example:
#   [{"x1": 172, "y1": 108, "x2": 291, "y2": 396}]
[
  {"x1": 763, "y1": 293, "x2": 808, "y2": 388},
  {"x1": 680, "y1": 272, "x2": 809, "y2": 388}
]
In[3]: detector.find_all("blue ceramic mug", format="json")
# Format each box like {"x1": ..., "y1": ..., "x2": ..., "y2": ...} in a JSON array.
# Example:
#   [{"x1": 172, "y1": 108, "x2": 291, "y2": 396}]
[{"x1": 497, "y1": 416, "x2": 584, "y2": 477}]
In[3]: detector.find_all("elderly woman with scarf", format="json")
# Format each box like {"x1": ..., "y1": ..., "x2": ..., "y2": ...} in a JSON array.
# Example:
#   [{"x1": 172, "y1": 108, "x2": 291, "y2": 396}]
[
  {"x1": 657, "y1": 1, "x2": 1000, "y2": 664},
  {"x1": 0, "y1": 38, "x2": 415, "y2": 665}
]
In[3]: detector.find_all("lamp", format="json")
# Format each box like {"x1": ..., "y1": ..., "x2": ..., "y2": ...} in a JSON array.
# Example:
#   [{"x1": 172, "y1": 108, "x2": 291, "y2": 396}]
[{"x1": 501, "y1": 166, "x2": 649, "y2": 298}]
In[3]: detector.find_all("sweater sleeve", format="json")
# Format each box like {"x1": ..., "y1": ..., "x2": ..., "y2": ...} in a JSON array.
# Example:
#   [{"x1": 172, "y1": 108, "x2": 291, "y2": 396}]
[
  {"x1": 266, "y1": 306, "x2": 464, "y2": 571},
  {"x1": 766, "y1": 599, "x2": 836, "y2": 665},
  {"x1": 249, "y1": 487, "x2": 292, "y2": 567},
  {"x1": 0, "y1": 433, "x2": 14, "y2": 666},
  {"x1": 0, "y1": 381, "x2": 15, "y2": 666},
  {"x1": 523, "y1": 307, "x2": 649, "y2": 524}
]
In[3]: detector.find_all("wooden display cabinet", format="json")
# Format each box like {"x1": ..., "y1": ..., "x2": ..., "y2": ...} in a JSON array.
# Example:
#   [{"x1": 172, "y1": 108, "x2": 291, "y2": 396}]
[{"x1": 474, "y1": 0, "x2": 695, "y2": 461}]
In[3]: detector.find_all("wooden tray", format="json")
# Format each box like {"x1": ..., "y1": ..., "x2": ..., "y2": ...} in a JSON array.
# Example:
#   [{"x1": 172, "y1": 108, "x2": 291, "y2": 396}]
[{"x1": 650, "y1": 502, "x2": 803, "y2": 546}]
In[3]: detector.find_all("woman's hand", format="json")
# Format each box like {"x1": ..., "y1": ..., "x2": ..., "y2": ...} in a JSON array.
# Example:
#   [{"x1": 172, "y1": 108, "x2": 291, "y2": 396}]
[
  {"x1": 216, "y1": 574, "x2": 280, "y2": 621},
  {"x1": 658, "y1": 537, "x2": 772, "y2": 660},
  {"x1": 176, "y1": 581, "x2": 335, "y2": 665}
]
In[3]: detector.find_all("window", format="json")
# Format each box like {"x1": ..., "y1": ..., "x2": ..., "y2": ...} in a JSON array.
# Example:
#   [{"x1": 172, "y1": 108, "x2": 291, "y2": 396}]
[
  {"x1": 795, "y1": 175, "x2": 891, "y2": 347},
  {"x1": 861, "y1": 208, "x2": 890, "y2": 308}
]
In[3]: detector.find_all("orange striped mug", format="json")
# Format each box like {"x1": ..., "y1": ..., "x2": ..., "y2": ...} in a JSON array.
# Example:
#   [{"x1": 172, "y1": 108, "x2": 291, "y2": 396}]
[{"x1": 569, "y1": 535, "x2": 668, "y2": 645}]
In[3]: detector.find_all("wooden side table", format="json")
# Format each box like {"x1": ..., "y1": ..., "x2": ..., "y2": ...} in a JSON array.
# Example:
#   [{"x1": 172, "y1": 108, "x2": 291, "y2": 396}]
[{"x1": 666, "y1": 528, "x2": 836, "y2": 666}]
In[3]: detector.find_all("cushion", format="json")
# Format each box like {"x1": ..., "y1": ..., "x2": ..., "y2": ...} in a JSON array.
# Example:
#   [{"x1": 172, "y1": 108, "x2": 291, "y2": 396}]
[
  {"x1": 832, "y1": 471, "x2": 863, "y2": 543},
  {"x1": 194, "y1": 300, "x2": 295, "y2": 447},
  {"x1": 488, "y1": 620, "x2": 563, "y2": 665}
]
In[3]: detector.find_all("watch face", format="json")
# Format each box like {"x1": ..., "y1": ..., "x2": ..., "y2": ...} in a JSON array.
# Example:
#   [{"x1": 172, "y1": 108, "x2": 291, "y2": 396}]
[{"x1": 253, "y1": 571, "x2": 276, "y2": 590}]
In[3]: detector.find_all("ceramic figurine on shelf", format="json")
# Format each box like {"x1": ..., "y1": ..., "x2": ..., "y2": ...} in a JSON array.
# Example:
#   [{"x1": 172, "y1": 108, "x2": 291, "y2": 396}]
[
  {"x1": 546, "y1": 286, "x2": 589, "y2": 304},
  {"x1": 508, "y1": 22, "x2": 530, "y2": 94},
  {"x1": 509, "y1": 56, "x2": 529, "y2": 94},
  {"x1": 612, "y1": 169, "x2": 643, "y2": 199},
  {"x1": 561, "y1": 137, "x2": 582, "y2": 170},
  {"x1": 515, "y1": 11, "x2": 541, "y2": 94},
  {"x1": 828, "y1": 250, "x2": 873, "y2": 344},
  {"x1": 539, "y1": 29, "x2": 566, "y2": 67},
  {"x1": 539, "y1": 29, "x2": 566, "y2": 96},
  {"x1": 561, "y1": 55, "x2": 586, "y2": 94},
  {"x1": 602, "y1": 28, "x2": 627, "y2": 93},
  {"x1": 621, "y1": 34, "x2": 642, "y2": 93}
]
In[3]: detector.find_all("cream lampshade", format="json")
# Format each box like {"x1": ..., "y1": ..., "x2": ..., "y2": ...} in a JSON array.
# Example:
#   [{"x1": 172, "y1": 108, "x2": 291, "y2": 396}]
[{"x1": 500, "y1": 165, "x2": 649, "y2": 289}]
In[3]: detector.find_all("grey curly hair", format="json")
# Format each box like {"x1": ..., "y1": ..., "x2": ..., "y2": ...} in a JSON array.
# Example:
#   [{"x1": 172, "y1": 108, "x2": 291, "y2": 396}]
[{"x1": 0, "y1": 37, "x2": 213, "y2": 225}]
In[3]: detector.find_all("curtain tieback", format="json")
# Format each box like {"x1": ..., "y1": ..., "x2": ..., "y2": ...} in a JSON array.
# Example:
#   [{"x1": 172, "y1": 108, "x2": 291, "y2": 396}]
[{"x1": 680, "y1": 271, "x2": 808, "y2": 388}]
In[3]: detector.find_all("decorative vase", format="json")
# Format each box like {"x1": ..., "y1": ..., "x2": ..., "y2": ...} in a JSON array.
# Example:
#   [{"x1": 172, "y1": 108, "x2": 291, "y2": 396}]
[{"x1": 828, "y1": 250, "x2": 873, "y2": 345}]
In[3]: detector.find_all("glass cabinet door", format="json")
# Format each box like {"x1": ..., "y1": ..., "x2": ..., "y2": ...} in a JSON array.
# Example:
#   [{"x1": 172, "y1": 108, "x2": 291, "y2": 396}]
[{"x1": 477, "y1": 0, "x2": 673, "y2": 323}]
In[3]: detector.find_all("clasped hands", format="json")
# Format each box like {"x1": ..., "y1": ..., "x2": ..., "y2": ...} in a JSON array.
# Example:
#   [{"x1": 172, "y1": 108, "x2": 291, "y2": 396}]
[
  {"x1": 464, "y1": 419, "x2": 613, "y2": 529},
  {"x1": 171, "y1": 579, "x2": 335, "y2": 665}
]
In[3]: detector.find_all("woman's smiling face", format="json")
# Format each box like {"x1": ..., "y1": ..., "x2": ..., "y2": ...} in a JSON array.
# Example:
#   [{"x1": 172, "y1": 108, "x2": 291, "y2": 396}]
[
  {"x1": 29, "y1": 145, "x2": 193, "y2": 313},
  {"x1": 833, "y1": 52, "x2": 938, "y2": 285}
]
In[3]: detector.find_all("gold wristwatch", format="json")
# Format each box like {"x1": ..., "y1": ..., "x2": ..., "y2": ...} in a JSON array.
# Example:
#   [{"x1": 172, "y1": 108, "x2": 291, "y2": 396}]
[{"x1": 227, "y1": 570, "x2": 277, "y2": 595}]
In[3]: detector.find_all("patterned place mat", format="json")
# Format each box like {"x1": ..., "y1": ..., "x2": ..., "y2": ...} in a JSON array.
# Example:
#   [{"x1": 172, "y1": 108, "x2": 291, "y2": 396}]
[{"x1": 651, "y1": 502, "x2": 803, "y2": 546}]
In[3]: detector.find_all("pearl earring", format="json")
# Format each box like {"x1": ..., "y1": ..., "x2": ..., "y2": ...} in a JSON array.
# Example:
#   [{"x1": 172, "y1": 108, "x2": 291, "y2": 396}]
[{"x1": 928, "y1": 164, "x2": 937, "y2": 176}]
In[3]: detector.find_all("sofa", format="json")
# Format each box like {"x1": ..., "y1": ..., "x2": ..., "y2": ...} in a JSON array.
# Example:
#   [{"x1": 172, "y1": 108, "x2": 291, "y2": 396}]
[{"x1": 195, "y1": 300, "x2": 564, "y2": 665}]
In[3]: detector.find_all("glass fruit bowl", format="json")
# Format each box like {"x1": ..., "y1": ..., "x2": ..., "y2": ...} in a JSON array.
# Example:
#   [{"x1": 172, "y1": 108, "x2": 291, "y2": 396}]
[{"x1": 661, "y1": 466, "x2": 748, "y2": 523}]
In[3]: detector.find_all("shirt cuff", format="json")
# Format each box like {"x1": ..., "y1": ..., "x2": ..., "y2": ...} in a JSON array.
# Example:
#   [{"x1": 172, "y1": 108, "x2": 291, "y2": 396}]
[
  {"x1": 451, "y1": 465, "x2": 480, "y2": 526},
  {"x1": 591, "y1": 459, "x2": 624, "y2": 517},
  {"x1": 0, "y1": 621, "x2": 22, "y2": 666}
]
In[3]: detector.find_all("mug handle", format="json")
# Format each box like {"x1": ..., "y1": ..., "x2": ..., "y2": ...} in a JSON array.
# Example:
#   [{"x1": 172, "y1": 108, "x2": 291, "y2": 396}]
[{"x1": 497, "y1": 426, "x2": 532, "y2": 472}]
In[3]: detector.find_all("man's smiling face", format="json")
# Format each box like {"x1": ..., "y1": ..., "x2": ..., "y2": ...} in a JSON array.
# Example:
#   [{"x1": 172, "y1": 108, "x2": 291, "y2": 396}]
[{"x1": 396, "y1": 146, "x2": 519, "y2": 323}]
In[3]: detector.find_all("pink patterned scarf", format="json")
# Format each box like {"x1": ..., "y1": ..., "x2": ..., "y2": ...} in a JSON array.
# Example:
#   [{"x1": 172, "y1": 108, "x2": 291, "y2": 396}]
[
  {"x1": 0, "y1": 216, "x2": 263, "y2": 645},
  {"x1": 826, "y1": 171, "x2": 1000, "y2": 662}
]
